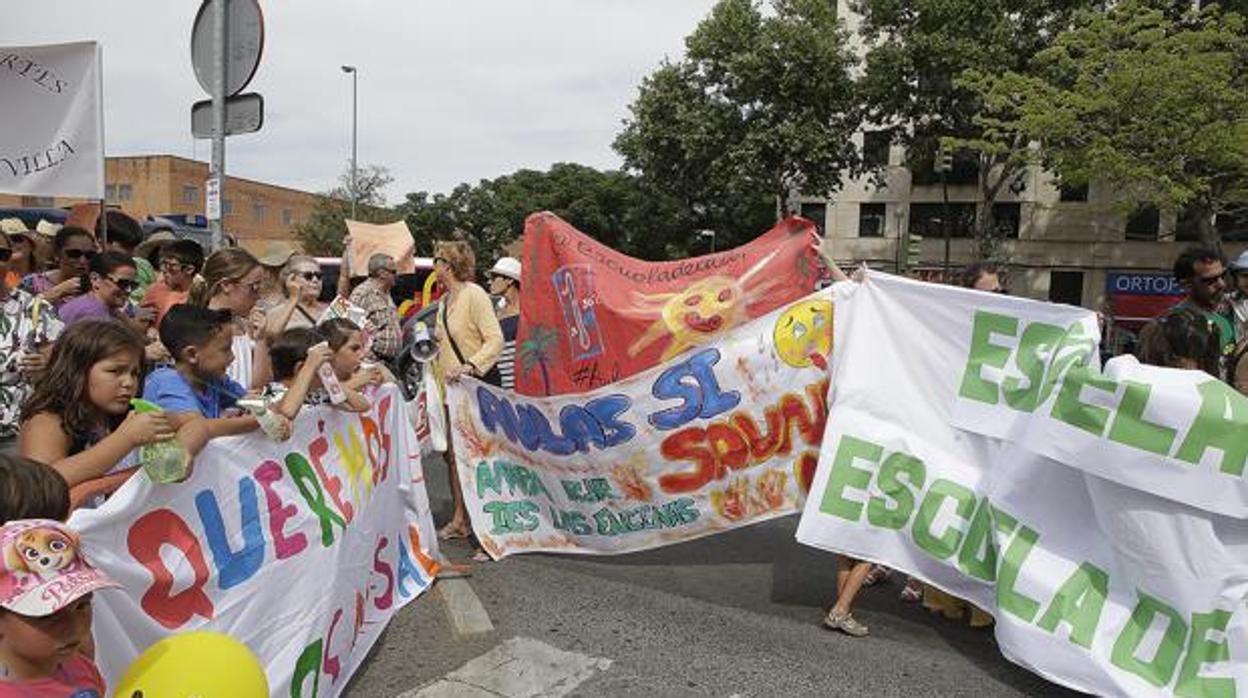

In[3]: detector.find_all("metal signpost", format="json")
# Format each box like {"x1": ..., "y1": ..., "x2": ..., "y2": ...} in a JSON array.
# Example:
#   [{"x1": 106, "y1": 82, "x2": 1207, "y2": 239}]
[{"x1": 190, "y1": 0, "x2": 264, "y2": 250}]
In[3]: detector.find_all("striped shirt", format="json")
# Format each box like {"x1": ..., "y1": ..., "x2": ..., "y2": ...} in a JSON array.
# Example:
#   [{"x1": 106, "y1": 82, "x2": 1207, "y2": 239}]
[{"x1": 498, "y1": 314, "x2": 519, "y2": 391}]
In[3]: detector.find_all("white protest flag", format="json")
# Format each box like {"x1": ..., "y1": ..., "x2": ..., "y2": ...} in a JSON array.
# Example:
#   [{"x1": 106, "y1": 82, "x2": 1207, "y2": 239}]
[
  {"x1": 796, "y1": 273, "x2": 1248, "y2": 697},
  {"x1": 69, "y1": 387, "x2": 439, "y2": 697},
  {"x1": 446, "y1": 289, "x2": 834, "y2": 557},
  {"x1": 0, "y1": 42, "x2": 104, "y2": 198}
]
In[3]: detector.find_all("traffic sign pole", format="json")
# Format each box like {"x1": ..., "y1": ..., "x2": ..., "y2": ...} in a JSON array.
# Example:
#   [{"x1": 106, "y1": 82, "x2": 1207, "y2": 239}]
[{"x1": 210, "y1": 0, "x2": 226, "y2": 250}]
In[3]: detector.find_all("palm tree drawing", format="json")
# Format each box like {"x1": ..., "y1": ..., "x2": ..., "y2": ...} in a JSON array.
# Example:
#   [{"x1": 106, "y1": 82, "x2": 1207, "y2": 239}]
[{"x1": 518, "y1": 324, "x2": 558, "y2": 395}]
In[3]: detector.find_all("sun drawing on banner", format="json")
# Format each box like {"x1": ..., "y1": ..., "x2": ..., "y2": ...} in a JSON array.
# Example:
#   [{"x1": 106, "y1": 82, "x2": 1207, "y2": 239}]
[
  {"x1": 772, "y1": 298, "x2": 833, "y2": 370},
  {"x1": 621, "y1": 251, "x2": 786, "y2": 361}
]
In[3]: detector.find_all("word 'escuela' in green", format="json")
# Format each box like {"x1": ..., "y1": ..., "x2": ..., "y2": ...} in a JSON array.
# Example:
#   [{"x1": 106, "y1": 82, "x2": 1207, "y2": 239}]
[
  {"x1": 818, "y1": 433, "x2": 1236, "y2": 696},
  {"x1": 474, "y1": 459, "x2": 698, "y2": 537},
  {"x1": 958, "y1": 310, "x2": 1247, "y2": 476}
]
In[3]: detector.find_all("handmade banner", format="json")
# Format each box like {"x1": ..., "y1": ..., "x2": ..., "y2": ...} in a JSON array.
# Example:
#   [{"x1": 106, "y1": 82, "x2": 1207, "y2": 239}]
[
  {"x1": 515, "y1": 212, "x2": 819, "y2": 395},
  {"x1": 69, "y1": 386, "x2": 439, "y2": 698},
  {"x1": 345, "y1": 219, "x2": 419, "y2": 275},
  {"x1": 448, "y1": 289, "x2": 833, "y2": 557},
  {"x1": 0, "y1": 42, "x2": 104, "y2": 198},
  {"x1": 797, "y1": 274, "x2": 1248, "y2": 697}
]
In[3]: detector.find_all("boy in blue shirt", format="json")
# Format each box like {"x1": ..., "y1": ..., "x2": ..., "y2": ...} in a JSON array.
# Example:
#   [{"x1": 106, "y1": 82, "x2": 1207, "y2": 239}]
[{"x1": 143, "y1": 304, "x2": 258, "y2": 437}]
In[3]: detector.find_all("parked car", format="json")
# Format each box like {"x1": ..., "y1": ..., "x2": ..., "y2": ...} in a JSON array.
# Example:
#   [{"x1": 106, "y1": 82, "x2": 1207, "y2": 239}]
[{"x1": 314, "y1": 256, "x2": 438, "y2": 309}]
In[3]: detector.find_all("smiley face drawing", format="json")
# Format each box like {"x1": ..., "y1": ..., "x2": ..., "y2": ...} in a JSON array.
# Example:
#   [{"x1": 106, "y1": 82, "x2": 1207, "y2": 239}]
[
  {"x1": 773, "y1": 298, "x2": 833, "y2": 370},
  {"x1": 622, "y1": 251, "x2": 787, "y2": 361}
]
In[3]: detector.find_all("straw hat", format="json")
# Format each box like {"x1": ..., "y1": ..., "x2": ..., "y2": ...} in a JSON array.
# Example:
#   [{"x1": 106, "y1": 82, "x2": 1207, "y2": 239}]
[
  {"x1": 257, "y1": 241, "x2": 298, "y2": 268},
  {"x1": 136, "y1": 230, "x2": 178, "y2": 258}
]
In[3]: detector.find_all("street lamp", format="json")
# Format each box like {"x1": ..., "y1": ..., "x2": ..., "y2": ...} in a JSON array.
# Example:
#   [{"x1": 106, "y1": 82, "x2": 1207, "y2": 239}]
[
  {"x1": 697, "y1": 229, "x2": 716, "y2": 253},
  {"x1": 341, "y1": 65, "x2": 358, "y2": 221}
]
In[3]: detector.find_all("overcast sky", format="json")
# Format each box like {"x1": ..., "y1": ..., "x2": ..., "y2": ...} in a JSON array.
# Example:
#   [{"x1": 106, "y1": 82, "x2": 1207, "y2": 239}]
[{"x1": 4, "y1": 1, "x2": 718, "y2": 202}]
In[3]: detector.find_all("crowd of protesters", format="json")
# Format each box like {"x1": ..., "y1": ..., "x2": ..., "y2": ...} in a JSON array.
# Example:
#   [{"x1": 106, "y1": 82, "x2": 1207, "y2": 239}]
[{"x1": 0, "y1": 205, "x2": 1244, "y2": 691}]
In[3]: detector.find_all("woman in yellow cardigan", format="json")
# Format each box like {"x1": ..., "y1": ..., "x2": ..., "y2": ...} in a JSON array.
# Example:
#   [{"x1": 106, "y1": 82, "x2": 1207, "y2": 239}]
[{"x1": 432, "y1": 239, "x2": 504, "y2": 546}]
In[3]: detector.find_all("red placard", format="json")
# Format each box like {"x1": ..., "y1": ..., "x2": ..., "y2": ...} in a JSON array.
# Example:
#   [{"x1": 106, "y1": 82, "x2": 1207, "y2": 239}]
[{"x1": 515, "y1": 212, "x2": 818, "y2": 395}]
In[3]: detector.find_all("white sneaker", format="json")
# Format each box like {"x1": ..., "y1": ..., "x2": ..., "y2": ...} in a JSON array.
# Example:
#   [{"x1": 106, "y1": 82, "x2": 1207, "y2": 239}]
[{"x1": 823, "y1": 610, "x2": 870, "y2": 637}]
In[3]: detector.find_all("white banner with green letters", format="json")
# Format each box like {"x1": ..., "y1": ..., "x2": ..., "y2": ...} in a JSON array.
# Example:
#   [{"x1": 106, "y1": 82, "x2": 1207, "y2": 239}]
[{"x1": 797, "y1": 273, "x2": 1248, "y2": 698}]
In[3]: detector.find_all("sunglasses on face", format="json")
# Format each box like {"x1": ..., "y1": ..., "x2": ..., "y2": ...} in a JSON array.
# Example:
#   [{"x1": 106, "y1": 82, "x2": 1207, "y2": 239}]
[
  {"x1": 1195, "y1": 272, "x2": 1226, "y2": 287},
  {"x1": 296, "y1": 271, "x2": 324, "y2": 281},
  {"x1": 108, "y1": 276, "x2": 138, "y2": 293},
  {"x1": 63, "y1": 248, "x2": 97, "y2": 260},
  {"x1": 0, "y1": 249, "x2": 11, "y2": 262}
]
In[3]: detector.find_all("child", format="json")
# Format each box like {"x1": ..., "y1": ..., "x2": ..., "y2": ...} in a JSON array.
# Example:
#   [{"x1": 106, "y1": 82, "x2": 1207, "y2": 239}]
[
  {"x1": 0, "y1": 456, "x2": 69, "y2": 524},
  {"x1": 266, "y1": 326, "x2": 370, "y2": 417},
  {"x1": 0, "y1": 518, "x2": 116, "y2": 696},
  {"x1": 143, "y1": 304, "x2": 258, "y2": 438},
  {"x1": 319, "y1": 317, "x2": 386, "y2": 391},
  {"x1": 18, "y1": 320, "x2": 207, "y2": 501}
]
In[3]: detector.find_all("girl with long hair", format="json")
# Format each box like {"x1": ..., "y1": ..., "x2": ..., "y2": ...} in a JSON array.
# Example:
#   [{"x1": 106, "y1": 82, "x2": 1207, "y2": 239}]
[
  {"x1": 18, "y1": 320, "x2": 206, "y2": 503},
  {"x1": 19, "y1": 226, "x2": 97, "y2": 305},
  {"x1": 190, "y1": 248, "x2": 272, "y2": 390}
]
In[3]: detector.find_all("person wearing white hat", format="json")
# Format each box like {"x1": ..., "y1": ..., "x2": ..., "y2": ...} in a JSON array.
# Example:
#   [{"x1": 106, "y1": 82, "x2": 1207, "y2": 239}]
[{"x1": 487, "y1": 257, "x2": 522, "y2": 392}]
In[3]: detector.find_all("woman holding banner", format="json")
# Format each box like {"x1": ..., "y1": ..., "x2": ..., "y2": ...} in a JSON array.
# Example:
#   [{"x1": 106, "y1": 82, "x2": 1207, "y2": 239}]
[{"x1": 431, "y1": 240, "x2": 503, "y2": 546}]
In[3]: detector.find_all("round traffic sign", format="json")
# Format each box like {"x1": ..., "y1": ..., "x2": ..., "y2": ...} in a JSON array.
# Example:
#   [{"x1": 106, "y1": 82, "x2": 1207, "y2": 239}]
[{"x1": 190, "y1": 0, "x2": 265, "y2": 97}]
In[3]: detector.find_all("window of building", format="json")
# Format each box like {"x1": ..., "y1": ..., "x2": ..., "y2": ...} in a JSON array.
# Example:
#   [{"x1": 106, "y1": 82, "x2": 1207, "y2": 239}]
[
  {"x1": 858, "y1": 203, "x2": 886, "y2": 237},
  {"x1": 862, "y1": 131, "x2": 891, "y2": 169},
  {"x1": 1175, "y1": 207, "x2": 1207, "y2": 242},
  {"x1": 118, "y1": 184, "x2": 133, "y2": 201},
  {"x1": 105, "y1": 184, "x2": 117, "y2": 202},
  {"x1": 182, "y1": 185, "x2": 198, "y2": 205},
  {"x1": 222, "y1": 198, "x2": 234, "y2": 216},
  {"x1": 252, "y1": 202, "x2": 266, "y2": 223},
  {"x1": 1058, "y1": 181, "x2": 1089, "y2": 202},
  {"x1": 1049, "y1": 271, "x2": 1084, "y2": 306},
  {"x1": 1216, "y1": 208, "x2": 1248, "y2": 242},
  {"x1": 282, "y1": 209, "x2": 294, "y2": 226},
  {"x1": 908, "y1": 202, "x2": 977, "y2": 238},
  {"x1": 1124, "y1": 205, "x2": 1160, "y2": 240},
  {"x1": 991, "y1": 202, "x2": 1021, "y2": 239},
  {"x1": 19, "y1": 196, "x2": 54, "y2": 207},
  {"x1": 909, "y1": 150, "x2": 979, "y2": 187},
  {"x1": 800, "y1": 202, "x2": 827, "y2": 235}
]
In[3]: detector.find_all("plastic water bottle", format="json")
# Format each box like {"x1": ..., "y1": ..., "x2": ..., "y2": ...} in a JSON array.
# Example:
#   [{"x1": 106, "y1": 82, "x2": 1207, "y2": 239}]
[{"x1": 130, "y1": 399, "x2": 190, "y2": 483}]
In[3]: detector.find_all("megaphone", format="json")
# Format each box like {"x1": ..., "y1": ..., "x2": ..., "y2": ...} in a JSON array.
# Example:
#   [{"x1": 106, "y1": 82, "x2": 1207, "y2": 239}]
[{"x1": 410, "y1": 321, "x2": 438, "y2": 363}]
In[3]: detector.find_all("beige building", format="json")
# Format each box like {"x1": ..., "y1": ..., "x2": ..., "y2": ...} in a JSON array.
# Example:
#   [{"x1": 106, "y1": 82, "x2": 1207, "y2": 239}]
[
  {"x1": 808, "y1": 0, "x2": 1247, "y2": 312},
  {"x1": 0, "y1": 155, "x2": 317, "y2": 253}
]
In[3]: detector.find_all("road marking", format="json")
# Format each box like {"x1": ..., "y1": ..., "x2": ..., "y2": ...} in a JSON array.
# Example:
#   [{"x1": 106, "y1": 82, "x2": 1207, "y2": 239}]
[
  {"x1": 437, "y1": 578, "x2": 495, "y2": 636},
  {"x1": 398, "y1": 637, "x2": 612, "y2": 698}
]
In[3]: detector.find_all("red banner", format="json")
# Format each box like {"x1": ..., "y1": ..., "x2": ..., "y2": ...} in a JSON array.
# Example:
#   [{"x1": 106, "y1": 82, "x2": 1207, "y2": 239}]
[{"x1": 515, "y1": 212, "x2": 819, "y2": 395}]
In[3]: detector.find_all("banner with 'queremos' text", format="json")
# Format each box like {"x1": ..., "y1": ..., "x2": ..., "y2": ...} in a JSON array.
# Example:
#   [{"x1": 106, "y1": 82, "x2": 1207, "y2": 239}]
[
  {"x1": 70, "y1": 387, "x2": 440, "y2": 698},
  {"x1": 797, "y1": 274, "x2": 1248, "y2": 697},
  {"x1": 449, "y1": 290, "x2": 834, "y2": 557}
]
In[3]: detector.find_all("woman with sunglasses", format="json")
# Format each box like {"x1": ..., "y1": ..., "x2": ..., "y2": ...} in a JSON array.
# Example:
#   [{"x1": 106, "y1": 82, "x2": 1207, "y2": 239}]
[
  {"x1": 263, "y1": 255, "x2": 328, "y2": 335},
  {"x1": 19, "y1": 226, "x2": 98, "y2": 306},
  {"x1": 190, "y1": 248, "x2": 273, "y2": 390},
  {"x1": 56, "y1": 252, "x2": 139, "y2": 327}
]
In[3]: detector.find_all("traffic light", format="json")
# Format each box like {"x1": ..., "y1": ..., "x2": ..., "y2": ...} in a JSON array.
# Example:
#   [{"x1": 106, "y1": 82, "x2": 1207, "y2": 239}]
[{"x1": 907, "y1": 232, "x2": 923, "y2": 269}]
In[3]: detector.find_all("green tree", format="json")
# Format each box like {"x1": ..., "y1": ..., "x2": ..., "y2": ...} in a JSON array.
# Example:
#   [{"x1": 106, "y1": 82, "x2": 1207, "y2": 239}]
[
  {"x1": 853, "y1": 0, "x2": 1098, "y2": 260},
  {"x1": 966, "y1": 1, "x2": 1248, "y2": 245},
  {"x1": 398, "y1": 163, "x2": 698, "y2": 264},
  {"x1": 293, "y1": 164, "x2": 395, "y2": 256},
  {"x1": 613, "y1": 0, "x2": 861, "y2": 250}
]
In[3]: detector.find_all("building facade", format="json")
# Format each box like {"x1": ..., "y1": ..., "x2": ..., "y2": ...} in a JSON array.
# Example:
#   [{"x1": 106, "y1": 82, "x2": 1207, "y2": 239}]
[
  {"x1": 809, "y1": 0, "x2": 1246, "y2": 315},
  {"x1": 0, "y1": 155, "x2": 317, "y2": 253}
]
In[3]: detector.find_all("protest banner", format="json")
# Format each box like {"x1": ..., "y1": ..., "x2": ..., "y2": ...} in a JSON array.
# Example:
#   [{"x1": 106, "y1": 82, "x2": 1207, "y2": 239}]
[
  {"x1": 346, "y1": 219, "x2": 419, "y2": 274},
  {"x1": 0, "y1": 42, "x2": 104, "y2": 198},
  {"x1": 515, "y1": 212, "x2": 819, "y2": 395},
  {"x1": 69, "y1": 386, "x2": 440, "y2": 697},
  {"x1": 797, "y1": 274, "x2": 1248, "y2": 697},
  {"x1": 447, "y1": 289, "x2": 834, "y2": 557}
]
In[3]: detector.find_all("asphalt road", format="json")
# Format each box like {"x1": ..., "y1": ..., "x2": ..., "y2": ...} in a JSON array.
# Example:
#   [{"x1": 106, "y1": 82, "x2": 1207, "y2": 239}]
[{"x1": 344, "y1": 455, "x2": 1079, "y2": 697}]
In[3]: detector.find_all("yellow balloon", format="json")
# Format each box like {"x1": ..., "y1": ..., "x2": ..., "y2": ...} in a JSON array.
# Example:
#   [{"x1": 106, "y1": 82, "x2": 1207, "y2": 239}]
[{"x1": 114, "y1": 631, "x2": 268, "y2": 698}]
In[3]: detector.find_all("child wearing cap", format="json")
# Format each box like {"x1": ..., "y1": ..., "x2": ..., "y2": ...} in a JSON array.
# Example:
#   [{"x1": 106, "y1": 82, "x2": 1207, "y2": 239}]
[{"x1": 0, "y1": 519, "x2": 115, "y2": 696}]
